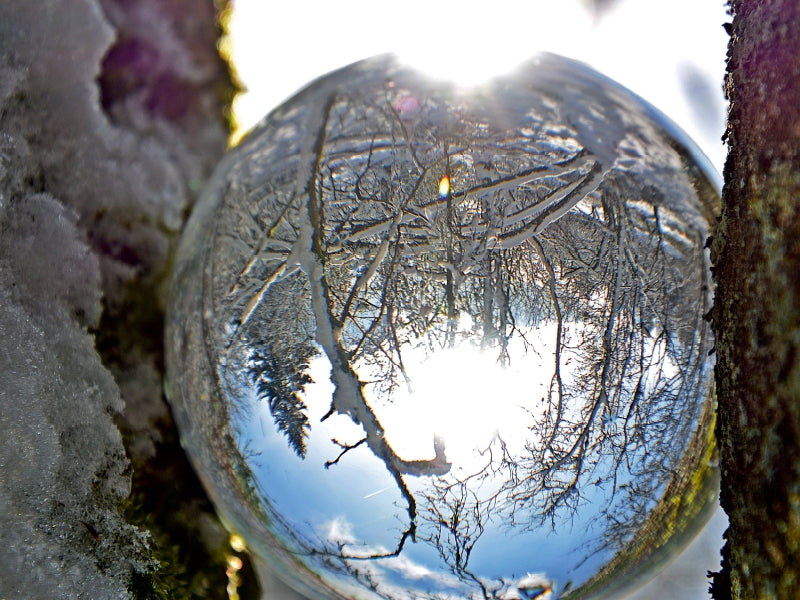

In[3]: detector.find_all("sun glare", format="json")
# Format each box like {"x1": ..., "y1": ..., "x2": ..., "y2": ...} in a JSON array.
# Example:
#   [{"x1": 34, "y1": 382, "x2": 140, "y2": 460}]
[
  {"x1": 368, "y1": 322, "x2": 558, "y2": 470},
  {"x1": 394, "y1": 2, "x2": 593, "y2": 88},
  {"x1": 225, "y1": 0, "x2": 726, "y2": 169},
  {"x1": 290, "y1": 319, "x2": 561, "y2": 475},
  {"x1": 226, "y1": 1, "x2": 595, "y2": 138}
]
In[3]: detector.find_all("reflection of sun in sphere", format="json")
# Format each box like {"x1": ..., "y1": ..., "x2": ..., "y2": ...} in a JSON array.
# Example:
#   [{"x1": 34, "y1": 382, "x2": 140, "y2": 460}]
[
  {"x1": 165, "y1": 53, "x2": 721, "y2": 600},
  {"x1": 369, "y1": 316, "x2": 556, "y2": 469}
]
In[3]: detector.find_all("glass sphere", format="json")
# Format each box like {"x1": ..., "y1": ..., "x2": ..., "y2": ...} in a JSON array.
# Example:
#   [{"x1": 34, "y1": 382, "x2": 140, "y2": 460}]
[{"x1": 165, "y1": 53, "x2": 720, "y2": 600}]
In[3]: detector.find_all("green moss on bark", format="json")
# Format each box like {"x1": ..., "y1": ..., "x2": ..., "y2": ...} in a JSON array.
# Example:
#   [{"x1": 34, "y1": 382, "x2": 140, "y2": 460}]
[{"x1": 711, "y1": 2, "x2": 800, "y2": 596}]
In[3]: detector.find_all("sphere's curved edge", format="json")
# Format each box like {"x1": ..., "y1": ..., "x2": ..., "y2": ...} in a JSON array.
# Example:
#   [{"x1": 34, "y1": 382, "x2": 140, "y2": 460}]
[
  {"x1": 164, "y1": 154, "x2": 353, "y2": 600},
  {"x1": 564, "y1": 398, "x2": 720, "y2": 600},
  {"x1": 238, "y1": 51, "x2": 723, "y2": 198},
  {"x1": 514, "y1": 52, "x2": 724, "y2": 194},
  {"x1": 167, "y1": 51, "x2": 722, "y2": 600},
  {"x1": 236, "y1": 53, "x2": 397, "y2": 148}
]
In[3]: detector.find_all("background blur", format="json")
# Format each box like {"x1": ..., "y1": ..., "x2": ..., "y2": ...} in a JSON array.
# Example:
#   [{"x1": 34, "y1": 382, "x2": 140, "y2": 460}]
[{"x1": 225, "y1": 1, "x2": 729, "y2": 598}]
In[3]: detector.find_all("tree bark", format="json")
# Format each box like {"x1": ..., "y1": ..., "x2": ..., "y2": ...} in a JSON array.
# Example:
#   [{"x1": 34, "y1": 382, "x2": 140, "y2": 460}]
[{"x1": 710, "y1": 1, "x2": 800, "y2": 598}]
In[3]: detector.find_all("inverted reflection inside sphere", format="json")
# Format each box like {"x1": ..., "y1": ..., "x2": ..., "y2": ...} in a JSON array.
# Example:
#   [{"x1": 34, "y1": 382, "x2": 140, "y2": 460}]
[{"x1": 166, "y1": 54, "x2": 720, "y2": 600}]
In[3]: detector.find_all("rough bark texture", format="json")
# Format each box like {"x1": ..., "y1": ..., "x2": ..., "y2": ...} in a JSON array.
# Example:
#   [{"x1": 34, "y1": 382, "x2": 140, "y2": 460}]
[{"x1": 710, "y1": 1, "x2": 800, "y2": 598}]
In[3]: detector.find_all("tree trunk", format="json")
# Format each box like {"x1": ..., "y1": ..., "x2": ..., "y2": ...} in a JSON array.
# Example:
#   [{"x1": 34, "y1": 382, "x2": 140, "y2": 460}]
[{"x1": 710, "y1": 1, "x2": 800, "y2": 598}]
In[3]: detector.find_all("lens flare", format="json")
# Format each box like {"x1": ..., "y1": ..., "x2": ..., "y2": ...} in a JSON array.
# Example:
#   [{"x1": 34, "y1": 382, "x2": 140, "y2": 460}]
[{"x1": 438, "y1": 175, "x2": 450, "y2": 199}]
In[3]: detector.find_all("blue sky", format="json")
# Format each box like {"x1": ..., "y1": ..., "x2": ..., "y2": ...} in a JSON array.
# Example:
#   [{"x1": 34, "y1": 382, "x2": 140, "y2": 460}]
[{"x1": 224, "y1": 1, "x2": 729, "y2": 597}]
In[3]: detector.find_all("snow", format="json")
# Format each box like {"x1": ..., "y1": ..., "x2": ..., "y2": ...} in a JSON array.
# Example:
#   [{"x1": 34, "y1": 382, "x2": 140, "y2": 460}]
[{"x1": 0, "y1": 0, "x2": 229, "y2": 596}]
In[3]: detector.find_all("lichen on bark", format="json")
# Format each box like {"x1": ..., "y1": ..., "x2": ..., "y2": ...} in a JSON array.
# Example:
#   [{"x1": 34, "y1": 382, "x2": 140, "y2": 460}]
[{"x1": 710, "y1": 1, "x2": 800, "y2": 597}]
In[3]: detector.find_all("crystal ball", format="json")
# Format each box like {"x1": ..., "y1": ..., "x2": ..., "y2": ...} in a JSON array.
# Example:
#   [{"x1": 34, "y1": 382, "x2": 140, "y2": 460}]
[{"x1": 165, "y1": 53, "x2": 720, "y2": 599}]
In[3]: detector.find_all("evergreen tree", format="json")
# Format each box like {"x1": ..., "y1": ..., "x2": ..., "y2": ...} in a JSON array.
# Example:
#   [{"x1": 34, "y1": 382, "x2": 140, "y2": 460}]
[{"x1": 249, "y1": 344, "x2": 314, "y2": 458}]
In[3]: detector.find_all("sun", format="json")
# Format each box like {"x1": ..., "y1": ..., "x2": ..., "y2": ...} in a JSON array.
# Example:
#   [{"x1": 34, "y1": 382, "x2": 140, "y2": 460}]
[{"x1": 365, "y1": 320, "x2": 558, "y2": 472}]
